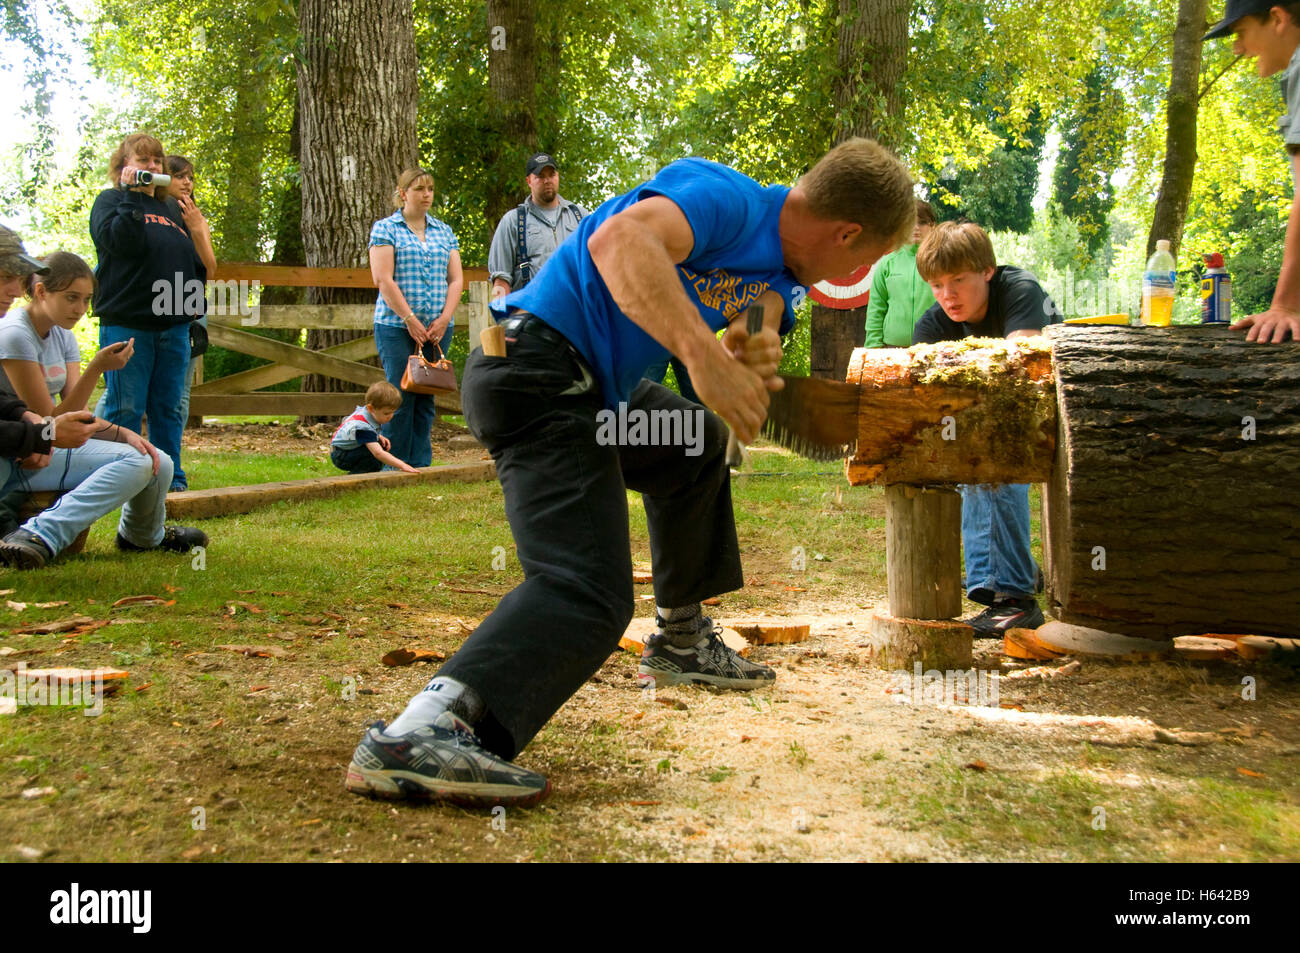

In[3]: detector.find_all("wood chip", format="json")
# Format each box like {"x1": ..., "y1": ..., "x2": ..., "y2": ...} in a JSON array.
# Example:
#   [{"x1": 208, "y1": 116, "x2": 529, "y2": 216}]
[
  {"x1": 215, "y1": 644, "x2": 289, "y2": 659},
  {"x1": 12, "y1": 616, "x2": 98, "y2": 635},
  {"x1": 728, "y1": 620, "x2": 810, "y2": 645},
  {"x1": 381, "y1": 647, "x2": 447, "y2": 666},
  {"x1": 1174, "y1": 636, "x2": 1239, "y2": 661},
  {"x1": 111, "y1": 595, "x2": 174, "y2": 609},
  {"x1": 964, "y1": 760, "x2": 989, "y2": 771},
  {"x1": 32, "y1": 601, "x2": 68, "y2": 609},
  {"x1": 1236, "y1": 636, "x2": 1299, "y2": 661},
  {"x1": 1032, "y1": 621, "x2": 1171, "y2": 660},
  {"x1": 1003, "y1": 627, "x2": 1065, "y2": 660},
  {"x1": 1236, "y1": 767, "x2": 1266, "y2": 779},
  {"x1": 18, "y1": 668, "x2": 128, "y2": 693},
  {"x1": 632, "y1": 571, "x2": 653, "y2": 585},
  {"x1": 1154, "y1": 728, "x2": 1219, "y2": 747}
]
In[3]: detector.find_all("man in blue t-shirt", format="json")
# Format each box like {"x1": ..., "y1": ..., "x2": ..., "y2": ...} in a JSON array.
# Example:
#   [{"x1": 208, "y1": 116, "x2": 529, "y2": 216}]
[{"x1": 347, "y1": 139, "x2": 917, "y2": 807}]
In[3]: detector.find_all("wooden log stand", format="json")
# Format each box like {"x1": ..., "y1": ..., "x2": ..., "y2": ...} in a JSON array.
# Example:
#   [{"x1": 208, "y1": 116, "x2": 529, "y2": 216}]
[{"x1": 846, "y1": 340, "x2": 1057, "y2": 668}]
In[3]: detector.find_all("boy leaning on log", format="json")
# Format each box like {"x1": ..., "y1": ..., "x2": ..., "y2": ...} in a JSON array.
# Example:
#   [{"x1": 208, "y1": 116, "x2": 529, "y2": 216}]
[
  {"x1": 911, "y1": 221, "x2": 1063, "y2": 635},
  {"x1": 1207, "y1": 0, "x2": 1300, "y2": 342}
]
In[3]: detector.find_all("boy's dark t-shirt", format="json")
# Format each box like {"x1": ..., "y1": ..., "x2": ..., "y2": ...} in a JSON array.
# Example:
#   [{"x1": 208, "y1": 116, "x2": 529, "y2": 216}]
[{"x1": 911, "y1": 266, "x2": 1062, "y2": 344}]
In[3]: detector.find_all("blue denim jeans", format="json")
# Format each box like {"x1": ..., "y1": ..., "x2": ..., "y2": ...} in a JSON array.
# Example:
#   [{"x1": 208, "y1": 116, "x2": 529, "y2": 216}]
[
  {"x1": 958, "y1": 483, "x2": 1036, "y2": 600},
  {"x1": 0, "y1": 438, "x2": 172, "y2": 555},
  {"x1": 374, "y1": 322, "x2": 454, "y2": 469},
  {"x1": 97, "y1": 322, "x2": 191, "y2": 489}
]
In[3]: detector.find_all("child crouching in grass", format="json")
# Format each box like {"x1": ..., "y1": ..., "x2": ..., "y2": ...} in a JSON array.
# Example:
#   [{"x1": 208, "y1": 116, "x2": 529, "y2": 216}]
[{"x1": 330, "y1": 381, "x2": 419, "y2": 474}]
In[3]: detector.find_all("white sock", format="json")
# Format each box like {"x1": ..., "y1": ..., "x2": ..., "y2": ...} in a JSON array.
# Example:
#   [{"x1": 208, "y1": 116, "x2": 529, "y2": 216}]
[{"x1": 385, "y1": 677, "x2": 484, "y2": 735}]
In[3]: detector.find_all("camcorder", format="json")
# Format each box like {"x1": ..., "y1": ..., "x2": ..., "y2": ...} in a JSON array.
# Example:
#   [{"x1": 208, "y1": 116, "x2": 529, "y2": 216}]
[{"x1": 125, "y1": 170, "x2": 171, "y2": 187}]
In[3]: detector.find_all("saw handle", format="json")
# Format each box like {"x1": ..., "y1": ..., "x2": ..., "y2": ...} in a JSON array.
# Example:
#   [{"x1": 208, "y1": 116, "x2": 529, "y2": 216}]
[{"x1": 725, "y1": 303, "x2": 767, "y2": 467}]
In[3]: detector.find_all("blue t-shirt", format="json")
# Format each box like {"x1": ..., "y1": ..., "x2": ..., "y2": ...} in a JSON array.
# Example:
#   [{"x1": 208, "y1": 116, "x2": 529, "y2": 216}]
[{"x1": 492, "y1": 158, "x2": 803, "y2": 409}]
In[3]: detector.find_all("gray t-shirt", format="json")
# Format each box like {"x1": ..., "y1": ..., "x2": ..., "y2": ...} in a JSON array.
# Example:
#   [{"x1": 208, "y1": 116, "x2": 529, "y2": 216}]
[
  {"x1": 0, "y1": 306, "x2": 81, "y2": 400},
  {"x1": 488, "y1": 197, "x2": 587, "y2": 291},
  {"x1": 1280, "y1": 44, "x2": 1300, "y2": 151}
]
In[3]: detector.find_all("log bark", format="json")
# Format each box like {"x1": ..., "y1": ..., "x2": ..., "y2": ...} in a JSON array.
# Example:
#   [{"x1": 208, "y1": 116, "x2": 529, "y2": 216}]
[
  {"x1": 885, "y1": 484, "x2": 961, "y2": 619},
  {"x1": 845, "y1": 340, "x2": 1057, "y2": 485},
  {"x1": 1042, "y1": 325, "x2": 1300, "y2": 637}
]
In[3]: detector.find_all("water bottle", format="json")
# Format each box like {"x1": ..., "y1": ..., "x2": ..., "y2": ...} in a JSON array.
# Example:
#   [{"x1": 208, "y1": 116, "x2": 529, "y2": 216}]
[
  {"x1": 1200, "y1": 253, "x2": 1231, "y2": 324},
  {"x1": 1141, "y1": 239, "x2": 1176, "y2": 327}
]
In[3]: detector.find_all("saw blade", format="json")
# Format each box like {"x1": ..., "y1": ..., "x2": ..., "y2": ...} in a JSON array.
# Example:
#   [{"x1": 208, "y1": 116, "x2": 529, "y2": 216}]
[{"x1": 761, "y1": 376, "x2": 860, "y2": 461}]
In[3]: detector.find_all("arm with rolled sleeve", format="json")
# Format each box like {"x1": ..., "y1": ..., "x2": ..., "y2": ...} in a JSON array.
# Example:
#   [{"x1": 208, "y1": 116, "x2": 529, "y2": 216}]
[{"x1": 488, "y1": 211, "x2": 518, "y2": 300}]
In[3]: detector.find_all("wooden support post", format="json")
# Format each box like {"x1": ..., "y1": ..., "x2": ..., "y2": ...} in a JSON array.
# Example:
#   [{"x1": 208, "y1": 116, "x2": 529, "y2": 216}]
[
  {"x1": 467, "y1": 280, "x2": 491, "y2": 346},
  {"x1": 885, "y1": 484, "x2": 961, "y2": 619}
]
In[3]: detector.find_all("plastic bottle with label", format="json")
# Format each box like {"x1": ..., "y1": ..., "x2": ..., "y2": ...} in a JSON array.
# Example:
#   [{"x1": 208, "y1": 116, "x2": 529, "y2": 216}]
[
  {"x1": 1200, "y1": 253, "x2": 1232, "y2": 324},
  {"x1": 1140, "y1": 239, "x2": 1176, "y2": 327}
]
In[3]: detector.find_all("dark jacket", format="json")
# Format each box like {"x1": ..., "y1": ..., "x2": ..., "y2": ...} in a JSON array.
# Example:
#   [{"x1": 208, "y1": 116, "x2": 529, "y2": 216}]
[
  {"x1": 0, "y1": 395, "x2": 51, "y2": 459},
  {"x1": 89, "y1": 188, "x2": 203, "y2": 331}
]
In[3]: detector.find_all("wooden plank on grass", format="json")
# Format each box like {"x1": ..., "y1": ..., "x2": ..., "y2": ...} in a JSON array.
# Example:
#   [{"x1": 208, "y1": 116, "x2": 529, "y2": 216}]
[
  {"x1": 164, "y1": 461, "x2": 496, "y2": 520},
  {"x1": 207, "y1": 325, "x2": 383, "y2": 387}
]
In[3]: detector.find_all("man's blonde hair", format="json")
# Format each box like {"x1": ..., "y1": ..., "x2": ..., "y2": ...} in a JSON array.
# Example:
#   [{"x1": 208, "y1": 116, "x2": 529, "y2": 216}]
[
  {"x1": 366, "y1": 380, "x2": 403, "y2": 412},
  {"x1": 799, "y1": 137, "x2": 916, "y2": 250},
  {"x1": 915, "y1": 221, "x2": 997, "y2": 281}
]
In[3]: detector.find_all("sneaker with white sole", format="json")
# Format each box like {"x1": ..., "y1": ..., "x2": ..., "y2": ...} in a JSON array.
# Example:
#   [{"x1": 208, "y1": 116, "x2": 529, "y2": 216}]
[
  {"x1": 345, "y1": 711, "x2": 550, "y2": 807},
  {"x1": 637, "y1": 620, "x2": 776, "y2": 690}
]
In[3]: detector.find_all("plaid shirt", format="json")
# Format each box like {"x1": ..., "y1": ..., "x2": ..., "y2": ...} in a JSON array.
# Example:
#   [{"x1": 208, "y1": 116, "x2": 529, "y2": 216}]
[{"x1": 369, "y1": 211, "x2": 459, "y2": 328}]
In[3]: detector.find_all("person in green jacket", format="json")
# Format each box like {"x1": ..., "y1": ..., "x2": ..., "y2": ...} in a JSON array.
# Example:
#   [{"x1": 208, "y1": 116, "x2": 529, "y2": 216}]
[{"x1": 864, "y1": 199, "x2": 936, "y2": 347}]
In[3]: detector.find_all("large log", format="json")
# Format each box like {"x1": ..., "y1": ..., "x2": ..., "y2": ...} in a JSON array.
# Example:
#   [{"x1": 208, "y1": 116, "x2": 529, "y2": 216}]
[
  {"x1": 845, "y1": 340, "x2": 1056, "y2": 485},
  {"x1": 1043, "y1": 325, "x2": 1300, "y2": 638}
]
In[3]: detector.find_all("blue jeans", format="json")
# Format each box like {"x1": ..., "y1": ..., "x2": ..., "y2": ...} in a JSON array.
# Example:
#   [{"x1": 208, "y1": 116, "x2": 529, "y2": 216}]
[
  {"x1": 98, "y1": 323, "x2": 191, "y2": 490},
  {"x1": 0, "y1": 438, "x2": 172, "y2": 555},
  {"x1": 958, "y1": 483, "x2": 1036, "y2": 601},
  {"x1": 374, "y1": 322, "x2": 454, "y2": 469}
]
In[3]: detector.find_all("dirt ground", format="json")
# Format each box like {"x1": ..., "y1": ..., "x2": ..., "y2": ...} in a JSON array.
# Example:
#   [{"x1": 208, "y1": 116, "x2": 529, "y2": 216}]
[{"x1": 3, "y1": 423, "x2": 1298, "y2": 862}]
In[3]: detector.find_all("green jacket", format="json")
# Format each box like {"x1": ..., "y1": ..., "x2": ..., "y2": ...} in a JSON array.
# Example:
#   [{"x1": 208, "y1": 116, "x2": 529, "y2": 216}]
[{"x1": 864, "y1": 245, "x2": 936, "y2": 347}]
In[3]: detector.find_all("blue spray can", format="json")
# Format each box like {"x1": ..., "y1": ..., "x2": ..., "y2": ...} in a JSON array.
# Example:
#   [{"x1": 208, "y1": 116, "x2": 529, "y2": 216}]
[{"x1": 1201, "y1": 253, "x2": 1231, "y2": 324}]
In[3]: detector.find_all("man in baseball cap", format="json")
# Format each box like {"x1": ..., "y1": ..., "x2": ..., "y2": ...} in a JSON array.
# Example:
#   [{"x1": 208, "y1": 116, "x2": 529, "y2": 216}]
[
  {"x1": 0, "y1": 224, "x2": 49, "y2": 317},
  {"x1": 488, "y1": 152, "x2": 587, "y2": 300},
  {"x1": 1204, "y1": 3, "x2": 1300, "y2": 341}
]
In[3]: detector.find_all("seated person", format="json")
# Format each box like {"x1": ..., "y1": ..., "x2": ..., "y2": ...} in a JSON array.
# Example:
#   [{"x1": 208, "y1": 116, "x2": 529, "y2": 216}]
[
  {"x1": 911, "y1": 221, "x2": 1062, "y2": 633},
  {"x1": 330, "y1": 381, "x2": 418, "y2": 474},
  {"x1": 0, "y1": 247, "x2": 207, "y2": 569}
]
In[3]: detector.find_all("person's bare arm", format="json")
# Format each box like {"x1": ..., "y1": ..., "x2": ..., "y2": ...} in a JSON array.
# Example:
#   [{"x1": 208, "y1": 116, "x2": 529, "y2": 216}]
[
  {"x1": 1007, "y1": 328, "x2": 1040, "y2": 341},
  {"x1": 2, "y1": 359, "x2": 57, "y2": 417},
  {"x1": 369, "y1": 244, "x2": 427, "y2": 345},
  {"x1": 59, "y1": 340, "x2": 133, "y2": 413},
  {"x1": 1233, "y1": 152, "x2": 1300, "y2": 342},
  {"x1": 366, "y1": 440, "x2": 418, "y2": 473},
  {"x1": 586, "y1": 196, "x2": 772, "y2": 443},
  {"x1": 428, "y1": 250, "x2": 464, "y2": 345},
  {"x1": 491, "y1": 278, "x2": 512, "y2": 300}
]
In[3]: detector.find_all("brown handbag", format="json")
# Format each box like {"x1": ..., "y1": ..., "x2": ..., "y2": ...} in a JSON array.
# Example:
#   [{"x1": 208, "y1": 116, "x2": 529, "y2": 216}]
[{"x1": 400, "y1": 342, "x2": 458, "y2": 395}]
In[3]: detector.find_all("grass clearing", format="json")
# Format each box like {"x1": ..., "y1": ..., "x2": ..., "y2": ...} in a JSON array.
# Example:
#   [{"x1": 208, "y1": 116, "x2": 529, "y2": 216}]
[{"x1": 0, "y1": 433, "x2": 1296, "y2": 862}]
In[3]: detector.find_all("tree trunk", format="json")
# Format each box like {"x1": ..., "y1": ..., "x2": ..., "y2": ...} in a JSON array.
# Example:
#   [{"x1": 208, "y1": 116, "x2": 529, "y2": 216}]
[
  {"x1": 1147, "y1": 0, "x2": 1208, "y2": 258},
  {"x1": 297, "y1": 0, "x2": 418, "y2": 412},
  {"x1": 813, "y1": 0, "x2": 911, "y2": 381},
  {"x1": 1043, "y1": 325, "x2": 1300, "y2": 638},
  {"x1": 485, "y1": 0, "x2": 537, "y2": 232}
]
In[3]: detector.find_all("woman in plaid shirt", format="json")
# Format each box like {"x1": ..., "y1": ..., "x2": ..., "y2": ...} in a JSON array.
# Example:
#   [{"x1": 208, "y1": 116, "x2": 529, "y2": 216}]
[{"x1": 368, "y1": 167, "x2": 464, "y2": 467}]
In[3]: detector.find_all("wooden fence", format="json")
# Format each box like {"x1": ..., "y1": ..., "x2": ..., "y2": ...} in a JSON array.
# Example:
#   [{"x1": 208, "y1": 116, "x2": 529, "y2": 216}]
[{"x1": 188, "y1": 264, "x2": 493, "y2": 420}]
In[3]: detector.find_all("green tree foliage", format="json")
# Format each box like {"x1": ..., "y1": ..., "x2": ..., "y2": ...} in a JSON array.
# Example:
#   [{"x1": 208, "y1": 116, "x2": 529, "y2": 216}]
[{"x1": 1053, "y1": 66, "x2": 1125, "y2": 262}]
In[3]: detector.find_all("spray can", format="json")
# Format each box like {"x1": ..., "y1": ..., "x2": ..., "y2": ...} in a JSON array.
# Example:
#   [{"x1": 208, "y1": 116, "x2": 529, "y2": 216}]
[{"x1": 1200, "y1": 253, "x2": 1231, "y2": 324}]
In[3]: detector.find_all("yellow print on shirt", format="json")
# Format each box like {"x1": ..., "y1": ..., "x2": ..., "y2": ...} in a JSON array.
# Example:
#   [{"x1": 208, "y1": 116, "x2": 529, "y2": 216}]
[{"x1": 679, "y1": 266, "x2": 769, "y2": 320}]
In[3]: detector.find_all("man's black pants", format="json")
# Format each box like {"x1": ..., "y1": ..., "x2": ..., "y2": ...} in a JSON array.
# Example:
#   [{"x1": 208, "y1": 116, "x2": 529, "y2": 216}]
[{"x1": 443, "y1": 320, "x2": 742, "y2": 759}]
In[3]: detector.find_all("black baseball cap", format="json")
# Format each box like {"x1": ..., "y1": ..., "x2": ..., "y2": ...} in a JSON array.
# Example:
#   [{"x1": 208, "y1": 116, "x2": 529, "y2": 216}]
[
  {"x1": 526, "y1": 153, "x2": 558, "y2": 176},
  {"x1": 1204, "y1": 0, "x2": 1277, "y2": 39}
]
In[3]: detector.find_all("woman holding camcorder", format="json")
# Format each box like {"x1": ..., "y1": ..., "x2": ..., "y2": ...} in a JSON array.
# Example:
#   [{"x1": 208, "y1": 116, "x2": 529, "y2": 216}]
[{"x1": 89, "y1": 132, "x2": 204, "y2": 492}]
